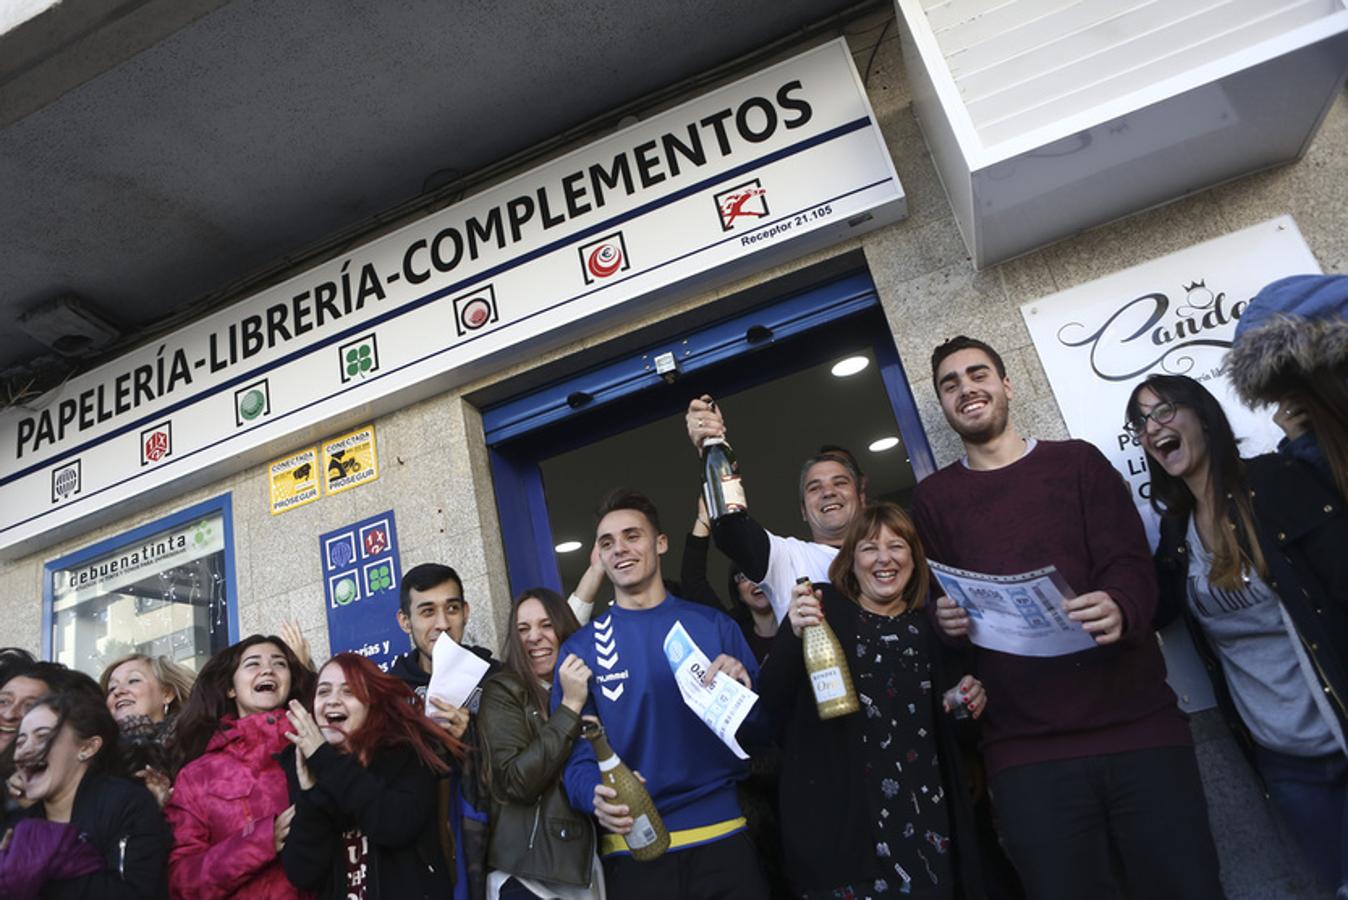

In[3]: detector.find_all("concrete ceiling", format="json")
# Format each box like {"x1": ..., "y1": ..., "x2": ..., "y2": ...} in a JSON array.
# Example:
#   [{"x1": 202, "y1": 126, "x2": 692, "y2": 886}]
[{"x1": 0, "y1": 0, "x2": 872, "y2": 394}]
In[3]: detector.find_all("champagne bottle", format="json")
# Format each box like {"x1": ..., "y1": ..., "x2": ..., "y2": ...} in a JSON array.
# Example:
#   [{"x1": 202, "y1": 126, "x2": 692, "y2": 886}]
[
  {"x1": 583, "y1": 721, "x2": 670, "y2": 861},
  {"x1": 797, "y1": 576, "x2": 860, "y2": 719},
  {"x1": 702, "y1": 436, "x2": 747, "y2": 520}
]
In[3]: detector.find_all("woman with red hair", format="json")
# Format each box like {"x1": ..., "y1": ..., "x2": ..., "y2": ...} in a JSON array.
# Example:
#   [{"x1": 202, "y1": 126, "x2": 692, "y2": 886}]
[{"x1": 279, "y1": 652, "x2": 463, "y2": 900}]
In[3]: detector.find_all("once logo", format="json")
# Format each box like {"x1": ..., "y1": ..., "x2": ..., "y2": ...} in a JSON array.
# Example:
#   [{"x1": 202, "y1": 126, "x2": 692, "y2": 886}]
[
  {"x1": 452, "y1": 285, "x2": 499, "y2": 337},
  {"x1": 578, "y1": 232, "x2": 630, "y2": 285},
  {"x1": 714, "y1": 178, "x2": 770, "y2": 231}
]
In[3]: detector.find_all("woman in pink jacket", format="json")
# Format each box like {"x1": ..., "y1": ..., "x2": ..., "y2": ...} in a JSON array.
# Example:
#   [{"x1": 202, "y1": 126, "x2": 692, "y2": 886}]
[{"x1": 164, "y1": 635, "x2": 315, "y2": 899}]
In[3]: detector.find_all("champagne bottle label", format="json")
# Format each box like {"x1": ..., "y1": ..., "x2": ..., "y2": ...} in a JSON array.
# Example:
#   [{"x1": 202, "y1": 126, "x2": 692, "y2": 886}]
[
  {"x1": 810, "y1": 666, "x2": 847, "y2": 703},
  {"x1": 719, "y1": 474, "x2": 747, "y2": 511},
  {"x1": 628, "y1": 814, "x2": 659, "y2": 849}
]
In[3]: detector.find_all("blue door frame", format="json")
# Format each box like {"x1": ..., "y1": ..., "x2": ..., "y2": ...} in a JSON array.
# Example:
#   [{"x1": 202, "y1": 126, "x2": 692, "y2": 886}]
[{"x1": 482, "y1": 272, "x2": 933, "y2": 595}]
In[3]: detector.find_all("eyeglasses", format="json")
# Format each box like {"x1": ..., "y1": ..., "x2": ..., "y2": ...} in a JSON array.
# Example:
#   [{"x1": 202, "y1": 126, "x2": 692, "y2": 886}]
[{"x1": 1124, "y1": 400, "x2": 1182, "y2": 436}]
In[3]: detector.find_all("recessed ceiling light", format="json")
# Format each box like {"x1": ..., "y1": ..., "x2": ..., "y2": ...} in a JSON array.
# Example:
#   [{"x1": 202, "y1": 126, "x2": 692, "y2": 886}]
[
  {"x1": 830, "y1": 356, "x2": 869, "y2": 377},
  {"x1": 868, "y1": 436, "x2": 900, "y2": 453},
  {"x1": 554, "y1": 540, "x2": 583, "y2": 553}
]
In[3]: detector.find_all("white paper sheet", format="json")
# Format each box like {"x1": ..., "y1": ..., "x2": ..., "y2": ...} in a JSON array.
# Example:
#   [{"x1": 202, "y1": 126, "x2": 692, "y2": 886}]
[
  {"x1": 427, "y1": 632, "x2": 490, "y2": 709},
  {"x1": 662, "y1": 621, "x2": 758, "y2": 759},
  {"x1": 929, "y1": 561, "x2": 1097, "y2": 658}
]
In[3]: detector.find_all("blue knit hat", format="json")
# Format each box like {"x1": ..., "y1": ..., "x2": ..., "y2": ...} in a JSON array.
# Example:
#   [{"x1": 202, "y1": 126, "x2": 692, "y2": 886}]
[
  {"x1": 1228, "y1": 273, "x2": 1348, "y2": 405},
  {"x1": 1235, "y1": 274, "x2": 1348, "y2": 340}
]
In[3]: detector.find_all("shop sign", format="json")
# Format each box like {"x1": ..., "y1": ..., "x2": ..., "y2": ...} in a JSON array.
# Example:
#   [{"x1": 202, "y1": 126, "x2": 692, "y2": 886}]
[
  {"x1": 51, "y1": 512, "x2": 225, "y2": 611},
  {"x1": 1021, "y1": 215, "x2": 1320, "y2": 542},
  {"x1": 0, "y1": 38, "x2": 904, "y2": 557},
  {"x1": 268, "y1": 446, "x2": 320, "y2": 515},
  {"x1": 322, "y1": 425, "x2": 378, "y2": 495},
  {"x1": 321, "y1": 510, "x2": 403, "y2": 672}
]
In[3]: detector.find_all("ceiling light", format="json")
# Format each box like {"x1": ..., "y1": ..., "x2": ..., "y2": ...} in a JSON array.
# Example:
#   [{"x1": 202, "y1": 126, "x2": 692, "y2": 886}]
[
  {"x1": 830, "y1": 356, "x2": 870, "y2": 377},
  {"x1": 868, "y1": 436, "x2": 900, "y2": 452},
  {"x1": 554, "y1": 540, "x2": 583, "y2": 553}
]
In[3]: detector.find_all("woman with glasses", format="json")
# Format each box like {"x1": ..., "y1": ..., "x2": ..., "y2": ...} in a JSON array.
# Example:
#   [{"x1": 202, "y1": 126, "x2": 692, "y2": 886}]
[{"x1": 1126, "y1": 373, "x2": 1348, "y2": 897}]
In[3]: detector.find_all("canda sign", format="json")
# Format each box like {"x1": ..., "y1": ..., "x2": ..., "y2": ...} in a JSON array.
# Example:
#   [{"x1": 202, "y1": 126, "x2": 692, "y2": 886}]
[{"x1": 0, "y1": 39, "x2": 904, "y2": 556}]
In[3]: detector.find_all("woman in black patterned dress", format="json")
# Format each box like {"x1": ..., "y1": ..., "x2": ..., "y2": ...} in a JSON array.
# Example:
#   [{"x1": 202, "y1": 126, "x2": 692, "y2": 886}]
[{"x1": 758, "y1": 501, "x2": 988, "y2": 900}]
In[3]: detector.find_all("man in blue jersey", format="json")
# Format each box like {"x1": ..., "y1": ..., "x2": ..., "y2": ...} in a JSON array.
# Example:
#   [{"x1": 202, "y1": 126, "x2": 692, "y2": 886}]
[{"x1": 552, "y1": 489, "x2": 769, "y2": 899}]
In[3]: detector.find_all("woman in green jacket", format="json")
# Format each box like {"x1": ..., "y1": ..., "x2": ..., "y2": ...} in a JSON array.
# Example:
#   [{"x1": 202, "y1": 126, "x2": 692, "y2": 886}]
[{"x1": 479, "y1": 588, "x2": 605, "y2": 900}]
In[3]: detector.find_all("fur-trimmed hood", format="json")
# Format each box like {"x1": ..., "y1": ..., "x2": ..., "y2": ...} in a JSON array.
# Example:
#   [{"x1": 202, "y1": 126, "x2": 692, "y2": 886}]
[{"x1": 1227, "y1": 313, "x2": 1348, "y2": 406}]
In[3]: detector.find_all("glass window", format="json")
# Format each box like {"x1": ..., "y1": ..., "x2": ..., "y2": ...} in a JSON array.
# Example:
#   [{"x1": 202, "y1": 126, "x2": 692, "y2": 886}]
[{"x1": 47, "y1": 498, "x2": 235, "y2": 677}]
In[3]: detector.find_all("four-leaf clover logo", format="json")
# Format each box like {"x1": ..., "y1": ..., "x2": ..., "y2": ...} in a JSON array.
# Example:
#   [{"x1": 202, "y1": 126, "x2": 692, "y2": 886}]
[
  {"x1": 345, "y1": 344, "x2": 374, "y2": 379},
  {"x1": 366, "y1": 563, "x2": 393, "y2": 594}
]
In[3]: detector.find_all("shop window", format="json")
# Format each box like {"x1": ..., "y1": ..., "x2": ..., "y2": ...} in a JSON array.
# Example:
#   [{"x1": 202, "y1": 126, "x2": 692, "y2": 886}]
[{"x1": 44, "y1": 495, "x2": 237, "y2": 676}]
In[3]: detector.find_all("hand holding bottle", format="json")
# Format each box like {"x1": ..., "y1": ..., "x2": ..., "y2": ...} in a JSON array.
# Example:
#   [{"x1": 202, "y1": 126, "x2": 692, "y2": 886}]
[
  {"x1": 685, "y1": 395, "x2": 726, "y2": 450},
  {"x1": 788, "y1": 578, "x2": 824, "y2": 638}
]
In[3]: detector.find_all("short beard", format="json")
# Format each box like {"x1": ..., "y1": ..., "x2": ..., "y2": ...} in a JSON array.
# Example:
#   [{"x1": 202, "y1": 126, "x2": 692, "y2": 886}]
[{"x1": 950, "y1": 397, "x2": 1010, "y2": 445}]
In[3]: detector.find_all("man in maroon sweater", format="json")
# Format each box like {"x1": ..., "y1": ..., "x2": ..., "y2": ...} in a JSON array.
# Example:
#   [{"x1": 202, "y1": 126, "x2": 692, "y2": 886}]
[{"x1": 912, "y1": 336, "x2": 1223, "y2": 900}]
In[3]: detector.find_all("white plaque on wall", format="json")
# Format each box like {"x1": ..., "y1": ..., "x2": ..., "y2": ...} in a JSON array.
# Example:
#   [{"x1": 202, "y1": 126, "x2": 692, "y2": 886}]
[{"x1": 1020, "y1": 215, "x2": 1322, "y2": 711}]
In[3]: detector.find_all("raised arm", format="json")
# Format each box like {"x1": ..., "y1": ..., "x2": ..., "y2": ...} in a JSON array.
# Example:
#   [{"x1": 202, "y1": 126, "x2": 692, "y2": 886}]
[{"x1": 480, "y1": 675, "x2": 584, "y2": 804}]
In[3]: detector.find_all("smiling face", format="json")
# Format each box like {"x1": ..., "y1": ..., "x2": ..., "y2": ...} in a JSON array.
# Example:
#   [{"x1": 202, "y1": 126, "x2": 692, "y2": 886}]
[
  {"x1": 0, "y1": 675, "x2": 48, "y2": 752},
  {"x1": 106, "y1": 659, "x2": 174, "y2": 724},
  {"x1": 936, "y1": 348, "x2": 1012, "y2": 444},
  {"x1": 800, "y1": 460, "x2": 862, "y2": 545},
  {"x1": 733, "y1": 573, "x2": 771, "y2": 614},
  {"x1": 852, "y1": 523, "x2": 915, "y2": 611},
  {"x1": 398, "y1": 580, "x2": 469, "y2": 665},
  {"x1": 313, "y1": 662, "x2": 368, "y2": 747},
  {"x1": 1134, "y1": 387, "x2": 1208, "y2": 483},
  {"x1": 14, "y1": 705, "x2": 95, "y2": 809},
  {"x1": 228, "y1": 642, "x2": 292, "y2": 717},
  {"x1": 515, "y1": 597, "x2": 562, "y2": 681},
  {"x1": 596, "y1": 508, "x2": 667, "y2": 597}
]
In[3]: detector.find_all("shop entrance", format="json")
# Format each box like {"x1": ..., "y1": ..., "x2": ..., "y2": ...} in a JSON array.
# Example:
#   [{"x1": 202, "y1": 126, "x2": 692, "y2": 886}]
[{"x1": 483, "y1": 271, "x2": 933, "y2": 600}]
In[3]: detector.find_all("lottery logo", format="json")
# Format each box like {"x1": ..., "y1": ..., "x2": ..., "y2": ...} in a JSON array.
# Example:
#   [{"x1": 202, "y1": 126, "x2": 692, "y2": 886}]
[
  {"x1": 234, "y1": 379, "x2": 271, "y2": 427},
  {"x1": 714, "y1": 178, "x2": 769, "y2": 231},
  {"x1": 578, "y1": 232, "x2": 630, "y2": 285},
  {"x1": 51, "y1": 459, "x2": 82, "y2": 504},
  {"x1": 452, "y1": 285, "x2": 499, "y2": 337},
  {"x1": 140, "y1": 421, "x2": 173, "y2": 466}
]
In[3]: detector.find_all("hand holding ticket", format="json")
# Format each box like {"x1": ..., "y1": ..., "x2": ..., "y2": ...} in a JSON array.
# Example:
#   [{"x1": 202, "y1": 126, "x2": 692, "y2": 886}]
[
  {"x1": 427, "y1": 632, "x2": 490, "y2": 709},
  {"x1": 663, "y1": 622, "x2": 758, "y2": 759},
  {"x1": 929, "y1": 561, "x2": 1096, "y2": 658}
]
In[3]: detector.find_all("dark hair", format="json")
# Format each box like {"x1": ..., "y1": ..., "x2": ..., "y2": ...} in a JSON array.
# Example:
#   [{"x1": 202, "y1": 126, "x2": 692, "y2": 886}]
[
  {"x1": 399, "y1": 563, "x2": 464, "y2": 617},
  {"x1": 314, "y1": 653, "x2": 461, "y2": 772},
  {"x1": 594, "y1": 488, "x2": 663, "y2": 535},
  {"x1": 501, "y1": 588, "x2": 582, "y2": 716},
  {"x1": 1, "y1": 660, "x2": 104, "y2": 705},
  {"x1": 1125, "y1": 375, "x2": 1267, "y2": 589},
  {"x1": 1291, "y1": 370, "x2": 1348, "y2": 502},
  {"x1": 173, "y1": 634, "x2": 315, "y2": 772},
  {"x1": 931, "y1": 335, "x2": 1007, "y2": 389},
  {"x1": 828, "y1": 502, "x2": 931, "y2": 611},
  {"x1": 0, "y1": 648, "x2": 36, "y2": 691},
  {"x1": 22, "y1": 679, "x2": 124, "y2": 780},
  {"x1": 797, "y1": 452, "x2": 863, "y2": 504}
]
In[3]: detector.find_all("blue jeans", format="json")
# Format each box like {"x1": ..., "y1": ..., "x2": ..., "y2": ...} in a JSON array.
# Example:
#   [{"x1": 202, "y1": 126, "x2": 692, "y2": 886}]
[{"x1": 1253, "y1": 745, "x2": 1348, "y2": 897}]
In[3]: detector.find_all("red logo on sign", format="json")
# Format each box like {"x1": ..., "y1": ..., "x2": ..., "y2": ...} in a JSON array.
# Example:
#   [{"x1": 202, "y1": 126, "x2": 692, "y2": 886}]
[
  {"x1": 145, "y1": 432, "x2": 169, "y2": 461},
  {"x1": 586, "y1": 242, "x2": 623, "y2": 279},
  {"x1": 720, "y1": 188, "x2": 767, "y2": 225},
  {"x1": 363, "y1": 527, "x2": 389, "y2": 557}
]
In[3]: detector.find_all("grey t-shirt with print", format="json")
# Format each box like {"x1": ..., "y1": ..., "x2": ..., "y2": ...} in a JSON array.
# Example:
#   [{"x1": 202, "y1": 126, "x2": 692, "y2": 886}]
[{"x1": 1185, "y1": 518, "x2": 1339, "y2": 757}]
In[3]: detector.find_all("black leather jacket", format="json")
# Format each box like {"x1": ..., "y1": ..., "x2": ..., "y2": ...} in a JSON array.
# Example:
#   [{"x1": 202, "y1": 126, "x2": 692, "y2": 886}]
[
  {"x1": 478, "y1": 671, "x2": 595, "y2": 888},
  {"x1": 1155, "y1": 453, "x2": 1348, "y2": 767}
]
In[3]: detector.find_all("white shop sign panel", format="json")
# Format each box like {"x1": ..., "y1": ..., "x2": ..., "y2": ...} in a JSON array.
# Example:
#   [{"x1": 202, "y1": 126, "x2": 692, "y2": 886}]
[
  {"x1": 0, "y1": 39, "x2": 905, "y2": 557},
  {"x1": 1021, "y1": 215, "x2": 1317, "y2": 538},
  {"x1": 1022, "y1": 216, "x2": 1322, "y2": 712}
]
